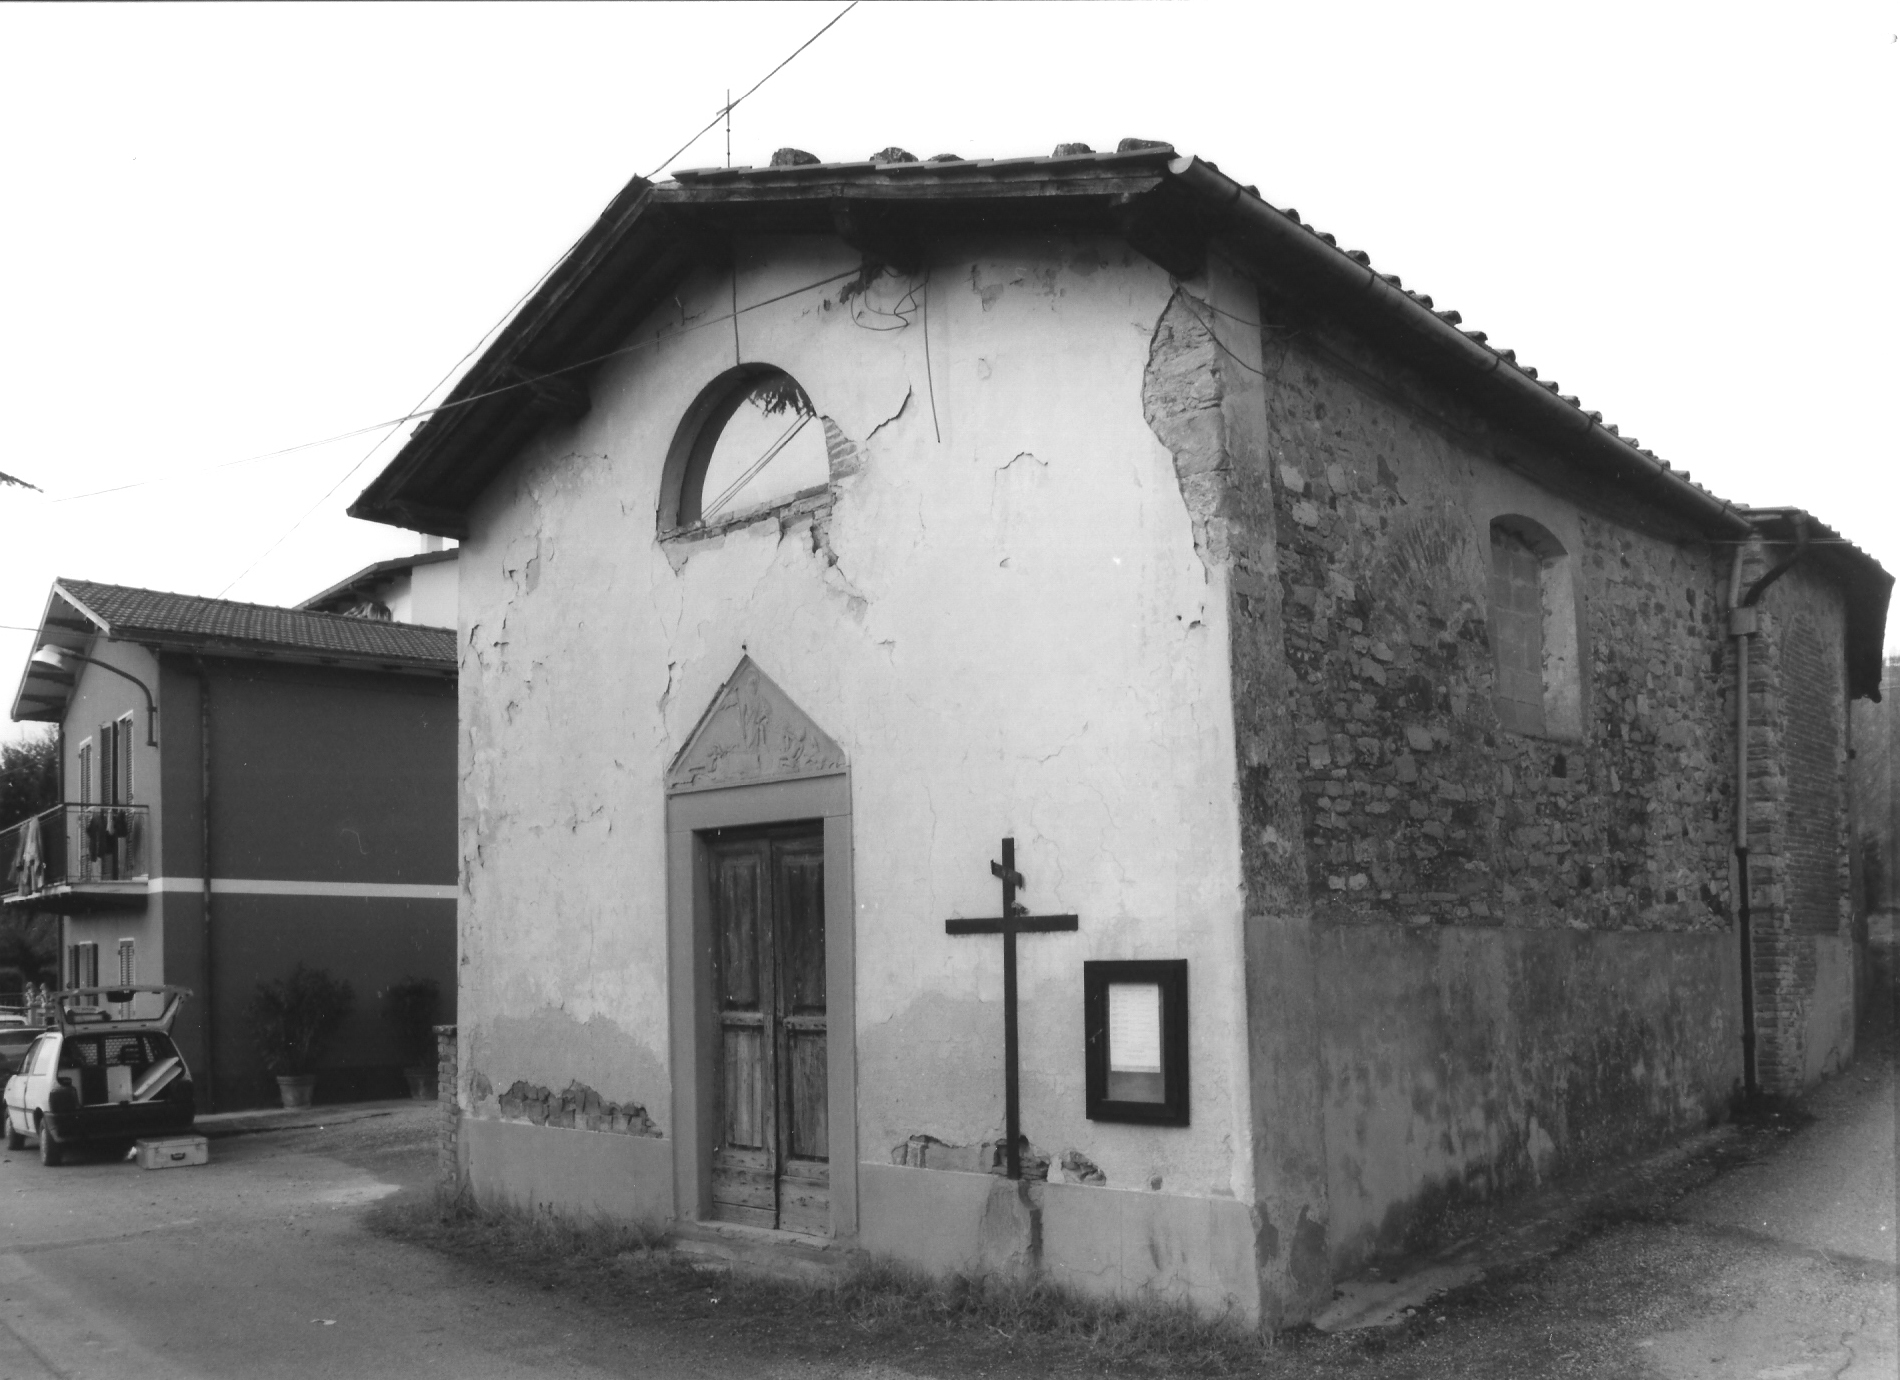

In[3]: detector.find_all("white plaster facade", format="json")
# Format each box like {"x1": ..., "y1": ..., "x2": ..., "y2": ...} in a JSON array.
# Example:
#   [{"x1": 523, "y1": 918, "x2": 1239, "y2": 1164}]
[{"x1": 453, "y1": 233, "x2": 1264, "y2": 1311}]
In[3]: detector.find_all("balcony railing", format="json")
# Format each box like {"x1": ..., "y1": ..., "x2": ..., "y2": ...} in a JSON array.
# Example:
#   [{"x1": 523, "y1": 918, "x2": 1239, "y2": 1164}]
[{"x1": 2, "y1": 804, "x2": 150, "y2": 903}]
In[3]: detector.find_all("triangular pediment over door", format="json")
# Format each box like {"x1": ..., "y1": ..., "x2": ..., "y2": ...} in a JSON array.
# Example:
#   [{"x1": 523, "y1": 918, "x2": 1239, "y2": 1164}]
[{"x1": 666, "y1": 657, "x2": 846, "y2": 794}]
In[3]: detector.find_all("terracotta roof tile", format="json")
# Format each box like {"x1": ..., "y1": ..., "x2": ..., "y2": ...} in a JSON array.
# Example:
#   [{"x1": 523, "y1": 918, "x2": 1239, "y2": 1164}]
[{"x1": 57, "y1": 580, "x2": 455, "y2": 667}]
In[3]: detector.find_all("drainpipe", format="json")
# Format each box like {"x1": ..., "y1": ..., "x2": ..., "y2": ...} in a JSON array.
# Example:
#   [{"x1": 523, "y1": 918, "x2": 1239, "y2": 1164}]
[
  {"x1": 1729, "y1": 516, "x2": 1812, "y2": 1097},
  {"x1": 1728, "y1": 549, "x2": 1757, "y2": 1095},
  {"x1": 197, "y1": 659, "x2": 216, "y2": 1112},
  {"x1": 56, "y1": 722, "x2": 66, "y2": 1001}
]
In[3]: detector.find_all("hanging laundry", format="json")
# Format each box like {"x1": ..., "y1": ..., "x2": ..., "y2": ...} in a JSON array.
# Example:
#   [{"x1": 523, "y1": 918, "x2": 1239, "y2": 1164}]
[
  {"x1": 8, "y1": 816, "x2": 43, "y2": 893},
  {"x1": 87, "y1": 810, "x2": 113, "y2": 861}
]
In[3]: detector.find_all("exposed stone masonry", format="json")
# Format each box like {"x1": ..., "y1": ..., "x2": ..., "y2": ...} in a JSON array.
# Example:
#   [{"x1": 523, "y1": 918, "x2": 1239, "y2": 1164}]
[
  {"x1": 490, "y1": 1077, "x2": 661, "y2": 1136},
  {"x1": 1258, "y1": 334, "x2": 1734, "y2": 934},
  {"x1": 888, "y1": 1133, "x2": 1110, "y2": 1186}
]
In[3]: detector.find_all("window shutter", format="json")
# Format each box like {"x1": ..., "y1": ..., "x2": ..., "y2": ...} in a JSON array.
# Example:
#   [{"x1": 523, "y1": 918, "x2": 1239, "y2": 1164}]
[
  {"x1": 115, "y1": 719, "x2": 132, "y2": 803},
  {"x1": 98, "y1": 724, "x2": 113, "y2": 805}
]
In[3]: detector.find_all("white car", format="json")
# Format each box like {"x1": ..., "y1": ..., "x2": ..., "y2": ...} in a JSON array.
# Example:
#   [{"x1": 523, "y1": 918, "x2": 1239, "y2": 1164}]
[{"x1": 2, "y1": 986, "x2": 195, "y2": 1166}]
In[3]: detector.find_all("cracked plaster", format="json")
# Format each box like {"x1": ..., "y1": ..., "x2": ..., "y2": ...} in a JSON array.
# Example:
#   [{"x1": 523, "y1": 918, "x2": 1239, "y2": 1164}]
[{"x1": 455, "y1": 231, "x2": 1254, "y2": 1209}]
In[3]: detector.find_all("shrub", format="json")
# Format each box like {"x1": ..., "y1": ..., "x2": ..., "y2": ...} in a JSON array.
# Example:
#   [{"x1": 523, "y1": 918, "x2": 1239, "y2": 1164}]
[{"x1": 249, "y1": 964, "x2": 355, "y2": 1076}]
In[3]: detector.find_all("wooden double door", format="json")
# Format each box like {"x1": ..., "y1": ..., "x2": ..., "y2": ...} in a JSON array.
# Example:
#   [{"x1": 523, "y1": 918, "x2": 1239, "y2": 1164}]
[{"x1": 707, "y1": 824, "x2": 829, "y2": 1235}]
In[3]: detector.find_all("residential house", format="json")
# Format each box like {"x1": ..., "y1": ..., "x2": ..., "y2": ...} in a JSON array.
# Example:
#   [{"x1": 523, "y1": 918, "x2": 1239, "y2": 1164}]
[
  {"x1": 299, "y1": 543, "x2": 459, "y2": 625},
  {"x1": 347, "y1": 141, "x2": 1890, "y2": 1324},
  {"x1": 4, "y1": 580, "x2": 457, "y2": 1109}
]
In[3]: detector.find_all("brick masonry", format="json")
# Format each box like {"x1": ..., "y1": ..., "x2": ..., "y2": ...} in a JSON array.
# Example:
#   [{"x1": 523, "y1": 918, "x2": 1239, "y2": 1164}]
[
  {"x1": 434, "y1": 1023, "x2": 460, "y2": 1201},
  {"x1": 1849, "y1": 659, "x2": 1900, "y2": 913},
  {"x1": 1741, "y1": 561, "x2": 1852, "y2": 1092}
]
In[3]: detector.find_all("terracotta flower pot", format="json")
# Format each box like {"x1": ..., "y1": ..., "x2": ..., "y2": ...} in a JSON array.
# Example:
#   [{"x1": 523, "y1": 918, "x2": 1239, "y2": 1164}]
[{"x1": 276, "y1": 1074, "x2": 316, "y2": 1109}]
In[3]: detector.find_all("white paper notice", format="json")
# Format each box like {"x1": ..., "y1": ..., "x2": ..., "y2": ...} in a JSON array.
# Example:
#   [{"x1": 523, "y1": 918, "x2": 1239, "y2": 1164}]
[{"x1": 1107, "y1": 983, "x2": 1162, "y2": 1073}]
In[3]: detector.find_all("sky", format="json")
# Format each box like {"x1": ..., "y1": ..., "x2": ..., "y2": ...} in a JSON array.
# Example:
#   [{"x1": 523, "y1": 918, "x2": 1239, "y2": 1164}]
[{"x1": 1, "y1": 1, "x2": 1895, "y2": 742}]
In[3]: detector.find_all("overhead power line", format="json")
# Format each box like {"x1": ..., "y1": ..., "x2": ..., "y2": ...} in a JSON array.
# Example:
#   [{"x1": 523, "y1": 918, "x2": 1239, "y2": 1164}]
[
  {"x1": 54, "y1": 265, "x2": 862, "y2": 509},
  {"x1": 208, "y1": 264, "x2": 860, "y2": 596},
  {"x1": 645, "y1": 1, "x2": 859, "y2": 179},
  {"x1": 205, "y1": 0, "x2": 862, "y2": 598}
]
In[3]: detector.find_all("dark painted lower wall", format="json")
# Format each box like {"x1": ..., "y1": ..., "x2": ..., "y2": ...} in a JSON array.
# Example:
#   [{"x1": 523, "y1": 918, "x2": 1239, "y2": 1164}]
[
  {"x1": 1316, "y1": 924, "x2": 1742, "y2": 1272},
  {"x1": 67, "y1": 892, "x2": 453, "y2": 1110},
  {"x1": 149, "y1": 891, "x2": 455, "y2": 1110}
]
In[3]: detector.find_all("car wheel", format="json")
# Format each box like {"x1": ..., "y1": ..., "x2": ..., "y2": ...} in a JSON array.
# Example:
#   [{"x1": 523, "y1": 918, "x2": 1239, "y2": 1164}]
[
  {"x1": 37, "y1": 1118, "x2": 63, "y2": 1167},
  {"x1": 3, "y1": 1115, "x2": 22, "y2": 1152}
]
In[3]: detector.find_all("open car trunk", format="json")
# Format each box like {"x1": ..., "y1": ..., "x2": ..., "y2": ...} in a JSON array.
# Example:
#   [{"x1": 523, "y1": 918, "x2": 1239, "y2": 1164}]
[
  {"x1": 53, "y1": 986, "x2": 192, "y2": 1107},
  {"x1": 54, "y1": 985, "x2": 188, "y2": 1036}
]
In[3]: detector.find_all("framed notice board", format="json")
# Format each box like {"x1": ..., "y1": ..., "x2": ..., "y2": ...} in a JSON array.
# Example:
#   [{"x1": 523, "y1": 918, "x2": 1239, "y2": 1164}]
[{"x1": 1083, "y1": 959, "x2": 1188, "y2": 1126}]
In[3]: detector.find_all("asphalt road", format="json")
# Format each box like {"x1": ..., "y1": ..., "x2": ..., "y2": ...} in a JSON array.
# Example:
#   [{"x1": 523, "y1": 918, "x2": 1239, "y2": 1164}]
[
  {"x1": 2, "y1": 1035, "x2": 1894, "y2": 1380},
  {"x1": 1640, "y1": 1031, "x2": 1898, "y2": 1380},
  {"x1": 0, "y1": 1102, "x2": 814, "y2": 1380}
]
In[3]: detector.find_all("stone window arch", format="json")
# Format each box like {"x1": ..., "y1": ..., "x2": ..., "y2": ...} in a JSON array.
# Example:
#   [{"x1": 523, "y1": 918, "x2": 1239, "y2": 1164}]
[
  {"x1": 658, "y1": 366, "x2": 829, "y2": 533},
  {"x1": 1487, "y1": 515, "x2": 1582, "y2": 739}
]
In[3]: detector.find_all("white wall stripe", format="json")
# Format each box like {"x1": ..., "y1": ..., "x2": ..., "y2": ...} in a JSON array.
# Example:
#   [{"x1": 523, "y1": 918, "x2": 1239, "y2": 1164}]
[{"x1": 148, "y1": 877, "x2": 457, "y2": 900}]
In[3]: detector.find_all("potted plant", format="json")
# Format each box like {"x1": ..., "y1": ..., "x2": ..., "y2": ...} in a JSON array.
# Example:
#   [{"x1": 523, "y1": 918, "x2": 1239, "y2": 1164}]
[
  {"x1": 248, "y1": 964, "x2": 355, "y2": 1108},
  {"x1": 380, "y1": 976, "x2": 441, "y2": 1099}
]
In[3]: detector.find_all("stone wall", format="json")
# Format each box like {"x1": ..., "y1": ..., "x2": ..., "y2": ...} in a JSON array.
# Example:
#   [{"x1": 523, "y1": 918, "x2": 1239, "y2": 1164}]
[
  {"x1": 1231, "y1": 306, "x2": 1747, "y2": 1271},
  {"x1": 1257, "y1": 346, "x2": 1734, "y2": 931},
  {"x1": 1147, "y1": 266, "x2": 1333, "y2": 1325}
]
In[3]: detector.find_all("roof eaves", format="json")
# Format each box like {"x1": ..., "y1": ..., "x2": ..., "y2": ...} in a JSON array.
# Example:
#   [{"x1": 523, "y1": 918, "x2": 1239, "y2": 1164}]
[
  {"x1": 8, "y1": 585, "x2": 100, "y2": 725},
  {"x1": 1735, "y1": 507, "x2": 1893, "y2": 699},
  {"x1": 1162, "y1": 155, "x2": 1755, "y2": 540},
  {"x1": 55, "y1": 580, "x2": 458, "y2": 670},
  {"x1": 114, "y1": 627, "x2": 456, "y2": 673}
]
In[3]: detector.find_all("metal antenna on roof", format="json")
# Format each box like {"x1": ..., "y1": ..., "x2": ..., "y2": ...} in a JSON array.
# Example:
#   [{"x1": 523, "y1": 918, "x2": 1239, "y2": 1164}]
[{"x1": 725, "y1": 89, "x2": 731, "y2": 168}]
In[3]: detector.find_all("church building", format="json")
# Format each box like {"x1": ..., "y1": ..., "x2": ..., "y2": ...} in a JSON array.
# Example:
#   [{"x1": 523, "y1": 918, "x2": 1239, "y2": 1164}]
[{"x1": 350, "y1": 141, "x2": 1889, "y2": 1326}]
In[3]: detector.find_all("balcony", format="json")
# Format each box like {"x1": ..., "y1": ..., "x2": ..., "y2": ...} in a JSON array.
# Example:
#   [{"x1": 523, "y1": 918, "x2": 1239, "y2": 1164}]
[{"x1": 2, "y1": 804, "x2": 151, "y2": 911}]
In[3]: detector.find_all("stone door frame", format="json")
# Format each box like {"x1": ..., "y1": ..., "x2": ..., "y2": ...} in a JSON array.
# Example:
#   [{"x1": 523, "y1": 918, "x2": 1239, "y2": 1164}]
[{"x1": 665, "y1": 774, "x2": 857, "y2": 1238}]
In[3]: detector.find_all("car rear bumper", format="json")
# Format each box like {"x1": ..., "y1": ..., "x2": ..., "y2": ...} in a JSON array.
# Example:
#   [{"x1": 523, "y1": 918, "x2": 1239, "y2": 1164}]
[{"x1": 47, "y1": 1103, "x2": 194, "y2": 1143}]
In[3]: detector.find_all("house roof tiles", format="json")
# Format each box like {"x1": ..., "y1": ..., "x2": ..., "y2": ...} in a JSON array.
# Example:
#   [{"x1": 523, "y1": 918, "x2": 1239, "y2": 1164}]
[
  {"x1": 10, "y1": 578, "x2": 457, "y2": 725},
  {"x1": 56, "y1": 580, "x2": 456, "y2": 664}
]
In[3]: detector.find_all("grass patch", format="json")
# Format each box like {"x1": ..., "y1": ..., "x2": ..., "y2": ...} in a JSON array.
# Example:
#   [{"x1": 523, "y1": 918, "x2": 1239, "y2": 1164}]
[
  {"x1": 367, "y1": 1191, "x2": 1303, "y2": 1376},
  {"x1": 819, "y1": 1259, "x2": 1276, "y2": 1373}
]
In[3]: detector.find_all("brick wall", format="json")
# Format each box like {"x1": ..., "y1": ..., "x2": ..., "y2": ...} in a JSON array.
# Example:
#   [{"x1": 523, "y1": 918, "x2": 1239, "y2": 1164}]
[
  {"x1": 1743, "y1": 561, "x2": 1852, "y2": 1092},
  {"x1": 435, "y1": 1023, "x2": 461, "y2": 1201},
  {"x1": 1849, "y1": 660, "x2": 1899, "y2": 912},
  {"x1": 1781, "y1": 621, "x2": 1844, "y2": 934}
]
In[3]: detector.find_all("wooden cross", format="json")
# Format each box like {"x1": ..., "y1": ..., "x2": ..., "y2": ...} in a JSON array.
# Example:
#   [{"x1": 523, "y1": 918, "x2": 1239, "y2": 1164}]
[{"x1": 944, "y1": 836, "x2": 1078, "y2": 1179}]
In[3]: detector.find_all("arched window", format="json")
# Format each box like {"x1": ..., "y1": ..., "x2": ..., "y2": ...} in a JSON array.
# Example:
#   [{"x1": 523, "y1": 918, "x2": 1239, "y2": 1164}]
[
  {"x1": 659, "y1": 366, "x2": 830, "y2": 532},
  {"x1": 1487, "y1": 516, "x2": 1582, "y2": 739}
]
